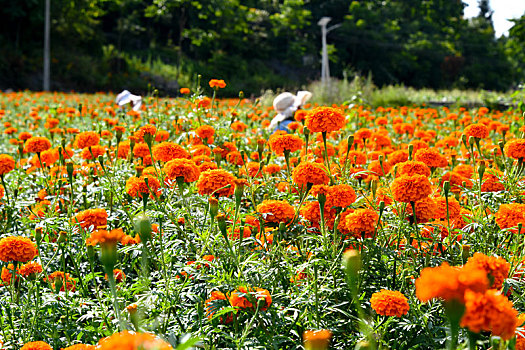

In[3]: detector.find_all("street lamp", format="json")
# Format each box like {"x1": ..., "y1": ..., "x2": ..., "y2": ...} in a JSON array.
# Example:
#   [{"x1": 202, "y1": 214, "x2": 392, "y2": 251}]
[{"x1": 318, "y1": 17, "x2": 341, "y2": 85}]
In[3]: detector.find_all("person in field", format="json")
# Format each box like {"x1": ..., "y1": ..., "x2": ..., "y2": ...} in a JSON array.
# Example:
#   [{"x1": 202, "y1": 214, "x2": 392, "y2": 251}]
[
  {"x1": 115, "y1": 90, "x2": 142, "y2": 111},
  {"x1": 269, "y1": 91, "x2": 312, "y2": 133}
]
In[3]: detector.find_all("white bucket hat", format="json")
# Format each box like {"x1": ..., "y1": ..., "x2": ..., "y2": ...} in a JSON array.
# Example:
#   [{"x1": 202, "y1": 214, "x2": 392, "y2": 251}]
[
  {"x1": 116, "y1": 90, "x2": 142, "y2": 112},
  {"x1": 270, "y1": 91, "x2": 312, "y2": 129}
]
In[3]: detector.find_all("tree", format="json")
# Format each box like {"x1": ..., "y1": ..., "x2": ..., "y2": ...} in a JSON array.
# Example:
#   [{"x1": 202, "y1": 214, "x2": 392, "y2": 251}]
[{"x1": 506, "y1": 14, "x2": 525, "y2": 84}]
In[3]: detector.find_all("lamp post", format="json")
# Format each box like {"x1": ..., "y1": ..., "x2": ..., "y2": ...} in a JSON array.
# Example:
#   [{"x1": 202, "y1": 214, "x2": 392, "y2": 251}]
[
  {"x1": 318, "y1": 17, "x2": 341, "y2": 85},
  {"x1": 43, "y1": 0, "x2": 50, "y2": 91}
]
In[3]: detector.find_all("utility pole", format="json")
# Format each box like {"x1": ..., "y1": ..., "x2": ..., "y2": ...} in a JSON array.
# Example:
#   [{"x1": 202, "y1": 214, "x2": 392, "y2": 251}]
[
  {"x1": 318, "y1": 17, "x2": 341, "y2": 85},
  {"x1": 43, "y1": 0, "x2": 50, "y2": 91}
]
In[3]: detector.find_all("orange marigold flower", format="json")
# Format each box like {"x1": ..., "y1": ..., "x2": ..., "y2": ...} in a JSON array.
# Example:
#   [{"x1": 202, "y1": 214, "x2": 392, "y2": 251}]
[
  {"x1": 196, "y1": 169, "x2": 236, "y2": 197},
  {"x1": 209, "y1": 79, "x2": 226, "y2": 88},
  {"x1": 305, "y1": 106, "x2": 346, "y2": 133},
  {"x1": 388, "y1": 150, "x2": 409, "y2": 166},
  {"x1": 414, "y1": 148, "x2": 448, "y2": 169},
  {"x1": 342, "y1": 150, "x2": 367, "y2": 165},
  {"x1": 197, "y1": 97, "x2": 212, "y2": 109},
  {"x1": 1, "y1": 263, "x2": 15, "y2": 285},
  {"x1": 195, "y1": 125, "x2": 215, "y2": 140},
  {"x1": 368, "y1": 160, "x2": 391, "y2": 177},
  {"x1": 312, "y1": 141, "x2": 336, "y2": 159},
  {"x1": 25, "y1": 136, "x2": 52, "y2": 153},
  {"x1": 355, "y1": 128, "x2": 372, "y2": 141},
  {"x1": 21, "y1": 341, "x2": 53, "y2": 350},
  {"x1": 264, "y1": 164, "x2": 281, "y2": 175},
  {"x1": 495, "y1": 203, "x2": 525, "y2": 231},
  {"x1": 231, "y1": 121, "x2": 248, "y2": 132},
  {"x1": 98, "y1": 331, "x2": 173, "y2": 350},
  {"x1": 481, "y1": 169, "x2": 504, "y2": 192},
  {"x1": 125, "y1": 175, "x2": 160, "y2": 198},
  {"x1": 432, "y1": 196, "x2": 461, "y2": 221},
  {"x1": 415, "y1": 262, "x2": 489, "y2": 303},
  {"x1": 72, "y1": 208, "x2": 108, "y2": 230},
  {"x1": 410, "y1": 140, "x2": 429, "y2": 152},
  {"x1": 180, "y1": 87, "x2": 190, "y2": 94},
  {"x1": 460, "y1": 289, "x2": 518, "y2": 340},
  {"x1": 87, "y1": 228, "x2": 125, "y2": 246},
  {"x1": 396, "y1": 160, "x2": 430, "y2": 177},
  {"x1": 46, "y1": 271, "x2": 76, "y2": 292},
  {"x1": 152, "y1": 142, "x2": 190, "y2": 162},
  {"x1": 133, "y1": 143, "x2": 150, "y2": 158},
  {"x1": 228, "y1": 226, "x2": 252, "y2": 240},
  {"x1": 0, "y1": 236, "x2": 37, "y2": 263},
  {"x1": 18, "y1": 261, "x2": 43, "y2": 277},
  {"x1": 163, "y1": 158, "x2": 200, "y2": 182},
  {"x1": 135, "y1": 124, "x2": 157, "y2": 141},
  {"x1": 257, "y1": 200, "x2": 295, "y2": 224},
  {"x1": 205, "y1": 290, "x2": 233, "y2": 324},
  {"x1": 268, "y1": 134, "x2": 304, "y2": 155},
  {"x1": 441, "y1": 171, "x2": 472, "y2": 193},
  {"x1": 117, "y1": 141, "x2": 131, "y2": 159},
  {"x1": 370, "y1": 289, "x2": 410, "y2": 317},
  {"x1": 61, "y1": 345, "x2": 96, "y2": 350},
  {"x1": 198, "y1": 161, "x2": 218, "y2": 172},
  {"x1": 0, "y1": 154, "x2": 15, "y2": 175},
  {"x1": 74, "y1": 131, "x2": 100, "y2": 149},
  {"x1": 303, "y1": 329, "x2": 333, "y2": 350},
  {"x1": 300, "y1": 201, "x2": 323, "y2": 228},
  {"x1": 404, "y1": 196, "x2": 437, "y2": 223},
  {"x1": 229, "y1": 286, "x2": 272, "y2": 311},
  {"x1": 464, "y1": 123, "x2": 489, "y2": 139},
  {"x1": 390, "y1": 174, "x2": 432, "y2": 203},
  {"x1": 30, "y1": 148, "x2": 59, "y2": 168},
  {"x1": 292, "y1": 162, "x2": 329, "y2": 187},
  {"x1": 19, "y1": 131, "x2": 33, "y2": 141},
  {"x1": 120, "y1": 234, "x2": 139, "y2": 246},
  {"x1": 155, "y1": 129, "x2": 169, "y2": 142},
  {"x1": 465, "y1": 253, "x2": 510, "y2": 290},
  {"x1": 81, "y1": 145, "x2": 106, "y2": 160},
  {"x1": 504, "y1": 139, "x2": 525, "y2": 160},
  {"x1": 226, "y1": 151, "x2": 246, "y2": 166},
  {"x1": 294, "y1": 110, "x2": 308, "y2": 122},
  {"x1": 326, "y1": 184, "x2": 357, "y2": 208},
  {"x1": 105, "y1": 268, "x2": 126, "y2": 283},
  {"x1": 242, "y1": 162, "x2": 261, "y2": 178},
  {"x1": 345, "y1": 208, "x2": 379, "y2": 237},
  {"x1": 191, "y1": 145, "x2": 212, "y2": 158}
]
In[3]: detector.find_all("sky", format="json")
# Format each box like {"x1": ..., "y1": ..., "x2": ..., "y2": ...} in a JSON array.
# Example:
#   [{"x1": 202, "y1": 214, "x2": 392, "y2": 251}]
[{"x1": 463, "y1": 0, "x2": 525, "y2": 37}]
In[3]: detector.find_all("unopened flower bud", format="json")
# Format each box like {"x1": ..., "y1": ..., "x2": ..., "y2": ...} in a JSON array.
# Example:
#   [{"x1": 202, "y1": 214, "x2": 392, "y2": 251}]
[
  {"x1": 217, "y1": 214, "x2": 227, "y2": 238},
  {"x1": 134, "y1": 214, "x2": 152, "y2": 243},
  {"x1": 443, "y1": 181, "x2": 450, "y2": 197},
  {"x1": 462, "y1": 244, "x2": 471, "y2": 262},
  {"x1": 35, "y1": 227, "x2": 43, "y2": 244},
  {"x1": 478, "y1": 160, "x2": 486, "y2": 180},
  {"x1": 303, "y1": 329, "x2": 333, "y2": 350},
  {"x1": 209, "y1": 197, "x2": 219, "y2": 218},
  {"x1": 342, "y1": 249, "x2": 361, "y2": 281}
]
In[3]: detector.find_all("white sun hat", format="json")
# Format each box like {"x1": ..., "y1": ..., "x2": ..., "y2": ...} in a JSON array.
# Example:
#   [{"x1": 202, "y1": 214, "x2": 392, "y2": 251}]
[
  {"x1": 115, "y1": 90, "x2": 142, "y2": 111},
  {"x1": 269, "y1": 91, "x2": 312, "y2": 130},
  {"x1": 293, "y1": 90, "x2": 313, "y2": 108}
]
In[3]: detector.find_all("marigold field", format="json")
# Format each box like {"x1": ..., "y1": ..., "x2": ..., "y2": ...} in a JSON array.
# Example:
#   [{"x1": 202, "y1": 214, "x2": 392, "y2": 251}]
[{"x1": 2, "y1": 85, "x2": 525, "y2": 350}]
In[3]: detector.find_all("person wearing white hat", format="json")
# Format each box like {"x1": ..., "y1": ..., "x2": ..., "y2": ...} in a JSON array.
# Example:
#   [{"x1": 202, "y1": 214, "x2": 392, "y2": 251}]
[
  {"x1": 269, "y1": 90, "x2": 312, "y2": 133},
  {"x1": 115, "y1": 90, "x2": 142, "y2": 112}
]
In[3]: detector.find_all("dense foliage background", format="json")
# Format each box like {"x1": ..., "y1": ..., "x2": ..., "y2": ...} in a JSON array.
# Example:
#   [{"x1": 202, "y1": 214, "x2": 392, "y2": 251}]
[{"x1": 2, "y1": 0, "x2": 525, "y2": 95}]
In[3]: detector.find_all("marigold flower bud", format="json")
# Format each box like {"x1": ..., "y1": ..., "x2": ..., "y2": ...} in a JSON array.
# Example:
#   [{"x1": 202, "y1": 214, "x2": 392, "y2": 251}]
[
  {"x1": 343, "y1": 249, "x2": 361, "y2": 281},
  {"x1": 134, "y1": 214, "x2": 152, "y2": 243}
]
